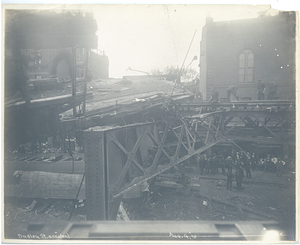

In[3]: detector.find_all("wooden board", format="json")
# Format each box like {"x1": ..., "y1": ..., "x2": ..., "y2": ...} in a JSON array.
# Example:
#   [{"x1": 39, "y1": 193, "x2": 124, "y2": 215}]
[{"x1": 19, "y1": 171, "x2": 85, "y2": 200}]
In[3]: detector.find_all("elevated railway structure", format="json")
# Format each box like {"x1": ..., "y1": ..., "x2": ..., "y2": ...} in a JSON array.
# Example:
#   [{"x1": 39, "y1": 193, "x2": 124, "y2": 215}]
[
  {"x1": 5, "y1": 98, "x2": 295, "y2": 221},
  {"x1": 3, "y1": 10, "x2": 296, "y2": 241},
  {"x1": 82, "y1": 99, "x2": 295, "y2": 220}
]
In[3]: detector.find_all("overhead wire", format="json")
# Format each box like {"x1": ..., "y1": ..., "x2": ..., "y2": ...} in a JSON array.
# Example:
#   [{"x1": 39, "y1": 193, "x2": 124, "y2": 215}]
[{"x1": 168, "y1": 30, "x2": 197, "y2": 106}]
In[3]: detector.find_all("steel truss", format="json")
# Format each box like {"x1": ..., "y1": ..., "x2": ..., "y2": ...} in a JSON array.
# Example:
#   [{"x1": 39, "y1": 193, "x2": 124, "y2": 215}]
[
  {"x1": 84, "y1": 102, "x2": 295, "y2": 220},
  {"x1": 84, "y1": 114, "x2": 224, "y2": 220}
]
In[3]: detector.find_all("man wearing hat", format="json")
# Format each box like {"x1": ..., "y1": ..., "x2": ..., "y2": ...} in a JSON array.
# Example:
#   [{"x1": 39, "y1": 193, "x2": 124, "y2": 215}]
[
  {"x1": 235, "y1": 166, "x2": 244, "y2": 191},
  {"x1": 226, "y1": 168, "x2": 234, "y2": 190},
  {"x1": 226, "y1": 155, "x2": 234, "y2": 172},
  {"x1": 244, "y1": 152, "x2": 252, "y2": 178},
  {"x1": 257, "y1": 80, "x2": 266, "y2": 100}
]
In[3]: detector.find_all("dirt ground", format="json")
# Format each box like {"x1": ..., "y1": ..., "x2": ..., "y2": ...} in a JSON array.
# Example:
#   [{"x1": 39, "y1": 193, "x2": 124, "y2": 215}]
[{"x1": 4, "y1": 166, "x2": 296, "y2": 240}]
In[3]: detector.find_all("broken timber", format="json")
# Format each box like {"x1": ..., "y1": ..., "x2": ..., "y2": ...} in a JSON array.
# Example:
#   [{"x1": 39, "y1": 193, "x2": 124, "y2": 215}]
[{"x1": 5, "y1": 171, "x2": 85, "y2": 200}]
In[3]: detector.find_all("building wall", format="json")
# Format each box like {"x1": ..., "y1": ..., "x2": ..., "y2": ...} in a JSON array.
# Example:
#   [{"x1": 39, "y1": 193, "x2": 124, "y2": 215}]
[
  {"x1": 89, "y1": 51, "x2": 109, "y2": 79},
  {"x1": 200, "y1": 12, "x2": 296, "y2": 101},
  {"x1": 6, "y1": 48, "x2": 109, "y2": 87}
]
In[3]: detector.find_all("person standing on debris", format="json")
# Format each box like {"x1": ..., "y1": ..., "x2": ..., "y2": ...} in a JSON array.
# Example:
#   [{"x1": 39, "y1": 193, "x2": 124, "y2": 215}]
[
  {"x1": 219, "y1": 155, "x2": 226, "y2": 175},
  {"x1": 203, "y1": 153, "x2": 208, "y2": 174},
  {"x1": 231, "y1": 150, "x2": 236, "y2": 162},
  {"x1": 207, "y1": 155, "x2": 212, "y2": 174},
  {"x1": 264, "y1": 154, "x2": 271, "y2": 172},
  {"x1": 276, "y1": 157, "x2": 284, "y2": 177},
  {"x1": 236, "y1": 151, "x2": 240, "y2": 162},
  {"x1": 141, "y1": 179, "x2": 150, "y2": 203},
  {"x1": 227, "y1": 85, "x2": 239, "y2": 102},
  {"x1": 197, "y1": 154, "x2": 204, "y2": 175},
  {"x1": 244, "y1": 152, "x2": 252, "y2": 178},
  {"x1": 226, "y1": 156, "x2": 234, "y2": 172},
  {"x1": 227, "y1": 168, "x2": 234, "y2": 190},
  {"x1": 257, "y1": 80, "x2": 266, "y2": 100},
  {"x1": 271, "y1": 155, "x2": 278, "y2": 173},
  {"x1": 200, "y1": 154, "x2": 206, "y2": 175},
  {"x1": 251, "y1": 152, "x2": 258, "y2": 171},
  {"x1": 240, "y1": 151, "x2": 246, "y2": 160},
  {"x1": 235, "y1": 166, "x2": 244, "y2": 191},
  {"x1": 282, "y1": 155, "x2": 289, "y2": 175},
  {"x1": 209, "y1": 87, "x2": 220, "y2": 111},
  {"x1": 211, "y1": 153, "x2": 218, "y2": 174},
  {"x1": 239, "y1": 151, "x2": 245, "y2": 167}
]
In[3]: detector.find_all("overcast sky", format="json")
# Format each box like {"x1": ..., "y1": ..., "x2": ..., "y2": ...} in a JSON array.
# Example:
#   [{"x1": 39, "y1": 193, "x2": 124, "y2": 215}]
[{"x1": 92, "y1": 5, "x2": 279, "y2": 78}]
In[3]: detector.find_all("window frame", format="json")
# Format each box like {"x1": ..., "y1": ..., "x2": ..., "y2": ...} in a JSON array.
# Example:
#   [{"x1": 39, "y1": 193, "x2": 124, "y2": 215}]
[{"x1": 238, "y1": 49, "x2": 255, "y2": 83}]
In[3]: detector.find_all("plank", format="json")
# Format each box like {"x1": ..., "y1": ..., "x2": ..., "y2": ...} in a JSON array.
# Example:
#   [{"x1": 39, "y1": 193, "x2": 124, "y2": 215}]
[{"x1": 19, "y1": 171, "x2": 85, "y2": 200}]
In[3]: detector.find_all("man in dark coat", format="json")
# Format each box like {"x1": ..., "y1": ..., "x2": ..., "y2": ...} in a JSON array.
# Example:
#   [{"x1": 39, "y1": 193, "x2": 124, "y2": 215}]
[
  {"x1": 211, "y1": 153, "x2": 218, "y2": 174},
  {"x1": 227, "y1": 168, "x2": 234, "y2": 190},
  {"x1": 235, "y1": 166, "x2": 244, "y2": 191},
  {"x1": 244, "y1": 152, "x2": 252, "y2": 178},
  {"x1": 197, "y1": 154, "x2": 204, "y2": 176},
  {"x1": 276, "y1": 157, "x2": 284, "y2": 177},
  {"x1": 251, "y1": 152, "x2": 258, "y2": 170},
  {"x1": 226, "y1": 156, "x2": 234, "y2": 172},
  {"x1": 264, "y1": 154, "x2": 271, "y2": 172},
  {"x1": 206, "y1": 156, "x2": 212, "y2": 174}
]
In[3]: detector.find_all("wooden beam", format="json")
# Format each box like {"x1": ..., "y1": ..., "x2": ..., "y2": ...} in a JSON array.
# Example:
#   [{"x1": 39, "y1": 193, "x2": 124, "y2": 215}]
[{"x1": 19, "y1": 171, "x2": 85, "y2": 199}]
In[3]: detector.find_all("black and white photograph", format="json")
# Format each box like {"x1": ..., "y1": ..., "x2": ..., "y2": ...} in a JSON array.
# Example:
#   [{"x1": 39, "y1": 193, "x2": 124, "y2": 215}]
[{"x1": 2, "y1": 3, "x2": 298, "y2": 242}]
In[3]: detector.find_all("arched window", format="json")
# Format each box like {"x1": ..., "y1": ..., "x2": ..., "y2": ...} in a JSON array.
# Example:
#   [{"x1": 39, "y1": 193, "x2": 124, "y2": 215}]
[{"x1": 239, "y1": 49, "x2": 254, "y2": 83}]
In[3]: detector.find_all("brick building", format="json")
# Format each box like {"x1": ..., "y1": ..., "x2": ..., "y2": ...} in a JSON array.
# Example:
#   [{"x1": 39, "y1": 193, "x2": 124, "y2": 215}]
[{"x1": 199, "y1": 12, "x2": 296, "y2": 101}]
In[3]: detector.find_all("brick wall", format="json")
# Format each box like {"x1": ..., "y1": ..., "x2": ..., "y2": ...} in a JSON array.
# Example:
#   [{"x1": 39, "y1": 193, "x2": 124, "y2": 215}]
[{"x1": 200, "y1": 12, "x2": 296, "y2": 101}]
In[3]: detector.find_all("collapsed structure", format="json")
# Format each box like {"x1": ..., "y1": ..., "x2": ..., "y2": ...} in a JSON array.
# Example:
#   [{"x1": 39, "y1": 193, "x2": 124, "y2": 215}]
[{"x1": 3, "y1": 9, "x2": 296, "y2": 240}]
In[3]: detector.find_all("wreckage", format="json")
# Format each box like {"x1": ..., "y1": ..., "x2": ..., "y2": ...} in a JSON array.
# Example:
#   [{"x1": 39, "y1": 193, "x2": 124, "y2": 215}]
[{"x1": 4, "y1": 9, "x2": 296, "y2": 241}]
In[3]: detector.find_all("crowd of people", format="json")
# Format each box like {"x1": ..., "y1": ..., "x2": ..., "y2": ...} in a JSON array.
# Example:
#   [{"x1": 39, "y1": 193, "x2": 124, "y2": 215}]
[{"x1": 196, "y1": 150, "x2": 289, "y2": 191}]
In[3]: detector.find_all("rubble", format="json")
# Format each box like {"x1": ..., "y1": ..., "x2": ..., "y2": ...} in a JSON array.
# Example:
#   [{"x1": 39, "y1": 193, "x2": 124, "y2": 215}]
[{"x1": 25, "y1": 200, "x2": 37, "y2": 211}]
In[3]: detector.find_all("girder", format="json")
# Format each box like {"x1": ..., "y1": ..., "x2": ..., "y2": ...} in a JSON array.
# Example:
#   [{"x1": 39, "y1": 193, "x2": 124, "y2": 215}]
[
  {"x1": 83, "y1": 115, "x2": 225, "y2": 220},
  {"x1": 82, "y1": 99, "x2": 295, "y2": 220}
]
